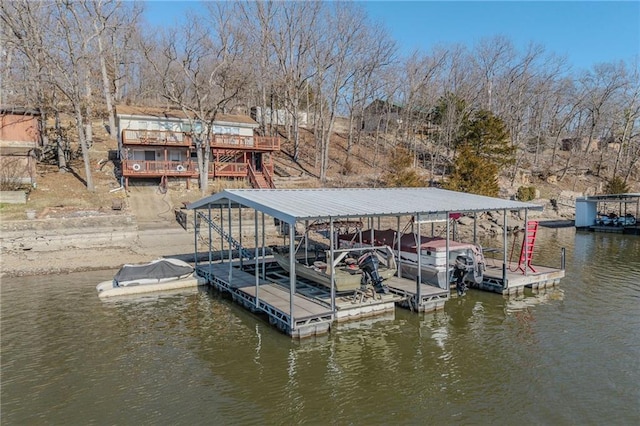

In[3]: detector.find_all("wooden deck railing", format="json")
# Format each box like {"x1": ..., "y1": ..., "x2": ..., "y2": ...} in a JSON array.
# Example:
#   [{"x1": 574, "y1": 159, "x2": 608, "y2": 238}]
[
  {"x1": 121, "y1": 130, "x2": 191, "y2": 146},
  {"x1": 210, "y1": 161, "x2": 248, "y2": 178},
  {"x1": 122, "y1": 130, "x2": 280, "y2": 151},
  {"x1": 263, "y1": 166, "x2": 275, "y2": 188},
  {"x1": 122, "y1": 160, "x2": 195, "y2": 176},
  {"x1": 209, "y1": 135, "x2": 280, "y2": 151},
  {"x1": 122, "y1": 159, "x2": 272, "y2": 182}
]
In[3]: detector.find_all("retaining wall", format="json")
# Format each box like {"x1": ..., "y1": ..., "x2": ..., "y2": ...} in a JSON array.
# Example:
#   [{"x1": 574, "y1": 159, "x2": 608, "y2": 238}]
[{"x1": 0, "y1": 214, "x2": 138, "y2": 253}]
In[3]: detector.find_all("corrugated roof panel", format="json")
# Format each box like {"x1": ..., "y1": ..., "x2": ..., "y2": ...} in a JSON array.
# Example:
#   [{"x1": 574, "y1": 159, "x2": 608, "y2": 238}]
[{"x1": 188, "y1": 188, "x2": 542, "y2": 223}]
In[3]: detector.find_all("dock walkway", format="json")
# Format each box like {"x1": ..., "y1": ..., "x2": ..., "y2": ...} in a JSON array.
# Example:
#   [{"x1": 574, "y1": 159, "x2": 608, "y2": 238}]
[
  {"x1": 198, "y1": 259, "x2": 450, "y2": 337},
  {"x1": 198, "y1": 262, "x2": 333, "y2": 338},
  {"x1": 479, "y1": 261, "x2": 565, "y2": 295}
]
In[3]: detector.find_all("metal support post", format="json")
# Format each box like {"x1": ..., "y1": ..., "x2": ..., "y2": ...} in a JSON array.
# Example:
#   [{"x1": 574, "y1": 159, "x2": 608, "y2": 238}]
[
  {"x1": 416, "y1": 212, "x2": 422, "y2": 303},
  {"x1": 445, "y1": 214, "x2": 450, "y2": 293},
  {"x1": 502, "y1": 209, "x2": 508, "y2": 289},
  {"x1": 254, "y1": 210, "x2": 260, "y2": 309},
  {"x1": 330, "y1": 219, "x2": 336, "y2": 314},
  {"x1": 289, "y1": 220, "x2": 296, "y2": 332}
]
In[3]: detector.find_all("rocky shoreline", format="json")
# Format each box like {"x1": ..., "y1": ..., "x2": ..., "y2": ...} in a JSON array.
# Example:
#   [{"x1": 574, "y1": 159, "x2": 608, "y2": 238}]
[
  {"x1": 1, "y1": 198, "x2": 572, "y2": 278},
  {"x1": 0, "y1": 214, "x2": 199, "y2": 278}
]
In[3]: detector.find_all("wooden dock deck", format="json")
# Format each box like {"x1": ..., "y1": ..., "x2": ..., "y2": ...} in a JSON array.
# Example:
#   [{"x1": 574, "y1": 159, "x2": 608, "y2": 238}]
[
  {"x1": 477, "y1": 261, "x2": 565, "y2": 295},
  {"x1": 198, "y1": 259, "x2": 450, "y2": 337},
  {"x1": 385, "y1": 276, "x2": 449, "y2": 312},
  {"x1": 197, "y1": 262, "x2": 333, "y2": 338},
  {"x1": 197, "y1": 256, "x2": 562, "y2": 337}
]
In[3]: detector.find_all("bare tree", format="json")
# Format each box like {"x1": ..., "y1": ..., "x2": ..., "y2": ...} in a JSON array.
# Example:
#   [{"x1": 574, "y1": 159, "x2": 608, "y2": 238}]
[
  {"x1": 259, "y1": 1, "x2": 321, "y2": 162},
  {"x1": 47, "y1": 0, "x2": 97, "y2": 190},
  {"x1": 311, "y1": 3, "x2": 393, "y2": 182},
  {"x1": 142, "y1": 3, "x2": 248, "y2": 194},
  {"x1": 578, "y1": 62, "x2": 628, "y2": 155},
  {"x1": 472, "y1": 36, "x2": 516, "y2": 112},
  {"x1": 611, "y1": 61, "x2": 640, "y2": 182},
  {"x1": 82, "y1": 0, "x2": 142, "y2": 140}
]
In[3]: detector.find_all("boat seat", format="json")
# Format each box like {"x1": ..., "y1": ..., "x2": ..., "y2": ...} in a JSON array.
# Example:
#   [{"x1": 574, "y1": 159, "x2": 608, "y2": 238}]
[{"x1": 313, "y1": 261, "x2": 327, "y2": 270}]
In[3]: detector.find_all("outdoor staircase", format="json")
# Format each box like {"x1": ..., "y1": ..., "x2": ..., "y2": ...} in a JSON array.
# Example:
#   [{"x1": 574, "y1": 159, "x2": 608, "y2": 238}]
[
  {"x1": 251, "y1": 171, "x2": 270, "y2": 189},
  {"x1": 516, "y1": 220, "x2": 538, "y2": 273},
  {"x1": 217, "y1": 153, "x2": 237, "y2": 163},
  {"x1": 196, "y1": 211, "x2": 255, "y2": 260}
]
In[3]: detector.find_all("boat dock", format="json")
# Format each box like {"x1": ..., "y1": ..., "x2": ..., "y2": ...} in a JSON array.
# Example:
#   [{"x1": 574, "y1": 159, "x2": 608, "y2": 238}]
[
  {"x1": 580, "y1": 224, "x2": 640, "y2": 235},
  {"x1": 575, "y1": 193, "x2": 640, "y2": 235},
  {"x1": 197, "y1": 262, "x2": 333, "y2": 338},
  {"x1": 478, "y1": 261, "x2": 565, "y2": 296},
  {"x1": 187, "y1": 188, "x2": 566, "y2": 338},
  {"x1": 197, "y1": 259, "x2": 448, "y2": 338}
]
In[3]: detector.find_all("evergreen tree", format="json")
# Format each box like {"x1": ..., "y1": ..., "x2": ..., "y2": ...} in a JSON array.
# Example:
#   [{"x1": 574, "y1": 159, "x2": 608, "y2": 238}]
[
  {"x1": 604, "y1": 176, "x2": 630, "y2": 194},
  {"x1": 459, "y1": 109, "x2": 515, "y2": 169},
  {"x1": 445, "y1": 109, "x2": 514, "y2": 196},
  {"x1": 383, "y1": 147, "x2": 424, "y2": 187},
  {"x1": 444, "y1": 144, "x2": 500, "y2": 196},
  {"x1": 431, "y1": 93, "x2": 469, "y2": 129}
]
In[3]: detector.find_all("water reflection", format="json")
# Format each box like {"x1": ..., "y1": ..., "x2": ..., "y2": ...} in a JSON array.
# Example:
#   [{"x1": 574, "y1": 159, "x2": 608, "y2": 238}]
[{"x1": 2, "y1": 228, "x2": 640, "y2": 424}]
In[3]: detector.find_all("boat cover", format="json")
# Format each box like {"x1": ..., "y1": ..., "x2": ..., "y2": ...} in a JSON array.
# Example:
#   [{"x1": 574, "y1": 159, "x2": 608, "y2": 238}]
[{"x1": 114, "y1": 258, "x2": 194, "y2": 285}]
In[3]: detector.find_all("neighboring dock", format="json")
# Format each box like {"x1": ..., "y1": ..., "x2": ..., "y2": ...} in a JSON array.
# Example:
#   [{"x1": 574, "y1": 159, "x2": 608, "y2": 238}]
[
  {"x1": 575, "y1": 193, "x2": 640, "y2": 235},
  {"x1": 578, "y1": 224, "x2": 640, "y2": 235}
]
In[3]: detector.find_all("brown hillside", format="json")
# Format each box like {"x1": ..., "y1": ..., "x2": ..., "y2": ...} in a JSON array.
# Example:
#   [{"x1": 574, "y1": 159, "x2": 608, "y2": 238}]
[{"x1": 1, "y1": 122, "x2": 636, "y2": 222}]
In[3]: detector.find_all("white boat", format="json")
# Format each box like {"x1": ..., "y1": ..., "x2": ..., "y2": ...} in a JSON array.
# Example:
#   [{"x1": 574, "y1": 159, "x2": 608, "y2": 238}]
[
  {"x1": 339, "y1": 229, "x2": 486, "y2": 290},
  {"x1": 96, "y1": 258, "x2": 205, "y2": 298}
]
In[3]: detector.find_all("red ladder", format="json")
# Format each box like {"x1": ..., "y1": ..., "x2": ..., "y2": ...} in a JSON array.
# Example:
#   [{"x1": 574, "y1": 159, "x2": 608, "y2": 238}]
[{"x1": 517, "y1": 221, "x2": 538, "y2": 273}]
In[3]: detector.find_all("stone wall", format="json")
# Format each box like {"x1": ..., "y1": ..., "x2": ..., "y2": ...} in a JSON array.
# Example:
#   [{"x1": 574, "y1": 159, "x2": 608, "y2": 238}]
[{"x1": 0, "y1": 214, "x2": 138, "y2": 253}]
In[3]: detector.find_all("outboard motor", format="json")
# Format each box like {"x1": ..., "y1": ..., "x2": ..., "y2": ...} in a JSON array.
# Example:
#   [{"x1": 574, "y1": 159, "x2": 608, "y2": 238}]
[
  {"x1": 358, "y1": 251, "x2": 389, "y2": 294},
  {"x1": 452, "y1": 254, "x2": 474, "y2": 296}
]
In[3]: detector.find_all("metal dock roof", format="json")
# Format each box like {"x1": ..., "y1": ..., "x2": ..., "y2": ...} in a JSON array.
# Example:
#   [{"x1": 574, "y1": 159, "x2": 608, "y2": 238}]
[
  {"x1": 188, "y1": 187, "x2": 542, "y2": 224},
  {"x1": 576, "y1": 193, "x2": 640, "y2": 203}
]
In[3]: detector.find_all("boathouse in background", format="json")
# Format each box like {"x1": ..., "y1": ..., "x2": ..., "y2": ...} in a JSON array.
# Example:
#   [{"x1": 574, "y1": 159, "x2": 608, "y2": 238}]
[
  {"x1": 188, "y1": 187, "x2": 566, "y2": 338},
  {"x1": 575, "y1": 193, "x2": 640, "y2": 235},
  {"x1": 115, "y1": 105, "x2": 280, "y2": 189}
]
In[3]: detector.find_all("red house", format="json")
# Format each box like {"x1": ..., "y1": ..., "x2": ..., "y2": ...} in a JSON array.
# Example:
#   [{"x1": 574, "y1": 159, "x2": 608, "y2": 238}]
[
  {"x1": 115, "y1": 105, "x2": 280, "y2": 189},
  {"x1": 0, "y1": 107, "x2": 42, "y2": 188}
]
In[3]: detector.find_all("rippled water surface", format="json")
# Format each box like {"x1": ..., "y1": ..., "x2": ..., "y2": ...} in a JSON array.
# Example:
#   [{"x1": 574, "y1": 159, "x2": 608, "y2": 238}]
[{"x1": 2, "y1": 228, "x2": 639, "y2": 424}]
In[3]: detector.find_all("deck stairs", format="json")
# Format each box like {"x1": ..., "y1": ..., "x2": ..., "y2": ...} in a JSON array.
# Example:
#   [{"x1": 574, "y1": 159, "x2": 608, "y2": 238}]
[
  {"x1": 251, "y1": 171, "x2": 271, "y2": 189},
  {"x1": 515, "y1": 220, "x2": 538, "y2": 273},
  {"x1": 217, "y1": 153, "x2": 238, "y2": 163},
  {"x1": 196, "y1": 211, "x2": 255, "y2": 260}
]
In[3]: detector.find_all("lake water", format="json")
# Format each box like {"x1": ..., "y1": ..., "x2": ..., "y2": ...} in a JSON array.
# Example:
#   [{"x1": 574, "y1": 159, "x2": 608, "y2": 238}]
[{"x1": 2, "y1": 227, "x2": 639, "y2": 424}]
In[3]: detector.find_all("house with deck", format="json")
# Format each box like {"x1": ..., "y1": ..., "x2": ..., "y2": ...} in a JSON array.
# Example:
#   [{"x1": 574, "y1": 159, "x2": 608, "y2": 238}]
[
  {"x1": 0, "y1": 107, "x2": 42, "y2": 188},
  {"x1": 115, "y1": 105, "x2": 280, "y2": 189}
]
